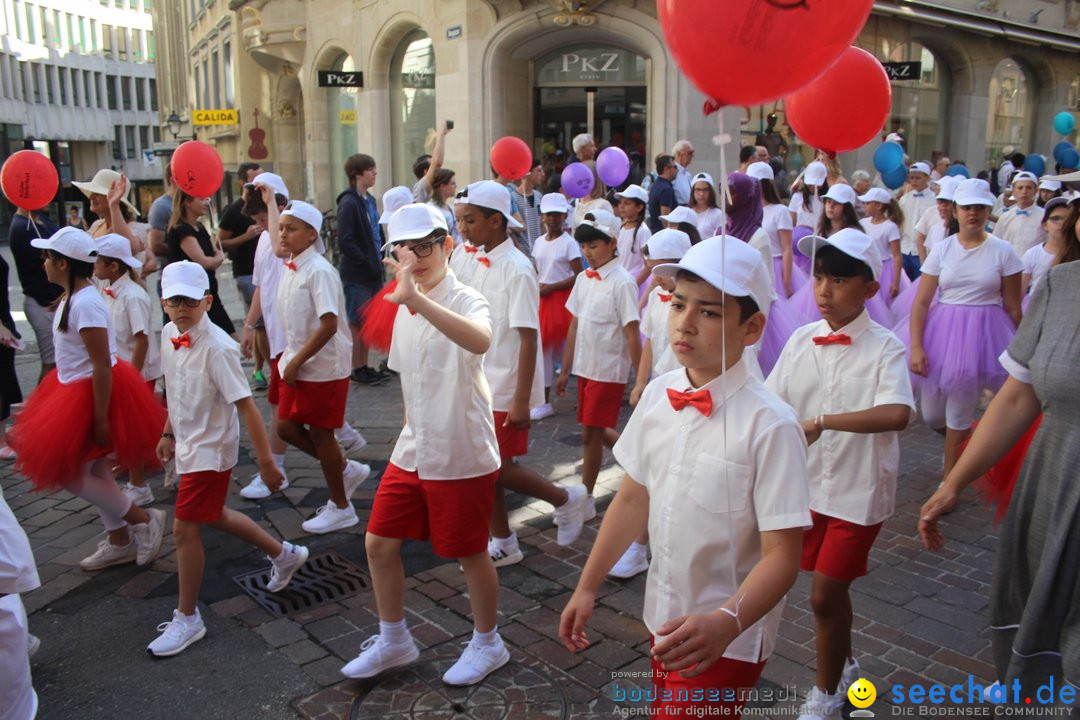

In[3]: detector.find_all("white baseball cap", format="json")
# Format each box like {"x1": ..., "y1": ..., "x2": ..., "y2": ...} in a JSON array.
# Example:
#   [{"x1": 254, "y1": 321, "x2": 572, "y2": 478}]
[
  {"x1": 691, "y1": 172, "x2": 716, "y2": 187},
  {"x1": 94, "y1": 233, "x2": 142, "y2": 270},
  {"x1": 659, "y1": 206, "x2": 699, "y2": 226},
  {"x1": 803, "y1": 161, "x2": 828, "y2": 187},
  {"x1": 909, "y1": 162, "x2": 932, "y2": 177},
  {"x1": 644, "y1": 229, "x2": 692, "y2": 261},
  {"x1": 614, "y1": 184, "x2": 648, "y2": 204},
  {"x1": 381, "y1": 186, "x2": 414, "y2": 220},
  {"x1": 459, "y1": 180, "x2": 524, "y2": 229},
  {"x1": 1039, "y1": 177, "x2": 1063, "y2": 192},
  {"x1": 281, "y1": 200, "x2": 323, "y2": 233},
  {"x1": 746, "y1": 162, "x2": 774, "y2": 181},
  {"x1": 576, "y1": 209, "x2": 620, "y2": 238},
  {"x1": 384, "y1": 203, "x2": 449, "y2": 248},
  {"x1": 885, "y1": 133, "x2": 904, "y2": 144},
  {"x1": 936, "y1": 176, "x2": 962, "y2": 202},
  {"x1": 797, "y1": 228, "x2": 883, "y2": 282},
  {"x1": 654, "y1": 234, "x2": 770, "y2": 314},
  {"x1": 822, "y1": 184, "x2": 856, "y2": 205},
  {"x1": 245, "y1": 172, "x2": 289, "y2": 202},
  {"x1": 539, "y1": 193, "x2": 570, "y2": 214},
  {"x1": 161, "y1": 260, "x2": 210, "y2": 299},
  {"x1": 31, "y1": 226, "x2": 98, "y2": 263},
  {"x1": 857, "y1": 187, "x2": 892, "y2": 205},
  {"x1": 953, "y1": 178, "x2": 996, "y2": 207},
  {"x1": 1011, "y1": 171, "x2": 1038, "y2": 186}
]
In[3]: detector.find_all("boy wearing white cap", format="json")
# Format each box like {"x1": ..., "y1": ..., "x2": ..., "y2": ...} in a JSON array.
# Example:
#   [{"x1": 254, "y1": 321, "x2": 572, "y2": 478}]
[
  {"x1": 273, "y1": 201, "x2": 370, "y2": 534},
  {"x1": 994, "y1": 171, "x2": 1046, "y2": 255},
  {"x1": 768, "y1": 229, "x2": 914, "y2": 719},
  {"x1": 343, "y1": 203, "x2": 509, "y2": 686},
  {"x1": 151, "y1": 260, "x2": 308, "y2": 657},
  {"x1": 94, "y1": 232, "x2": 163, "y2": 506},
  {"x1": 560, "y1": 235, "x2": 810, "y2": 718},
  {"x1": 531, "y1": 192, "x2": 583, "y2": 421},
  {"x1": 898, "y1": 162, "x2": 936, "y2": 279}
]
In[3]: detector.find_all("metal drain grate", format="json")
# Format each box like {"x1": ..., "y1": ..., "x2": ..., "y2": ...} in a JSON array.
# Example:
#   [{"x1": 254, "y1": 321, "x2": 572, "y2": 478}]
[{"x1": 233, "y1": 550, "x2": 370, "y2": 617}]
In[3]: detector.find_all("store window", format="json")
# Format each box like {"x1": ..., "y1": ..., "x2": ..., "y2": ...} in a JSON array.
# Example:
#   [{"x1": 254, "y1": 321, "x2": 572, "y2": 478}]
[
  {"x1": 876, "y1": 42, "x2": 946, "y2": 163},
  {"x1": 327, "y1": 52, "x2": 359, "y2": 176},
  {"x1": 389, "y1": 30, "x2": 435, "y2": 186},
  {"x1": 986, "y1": 58, "x2": 1033, "y2": 169}
]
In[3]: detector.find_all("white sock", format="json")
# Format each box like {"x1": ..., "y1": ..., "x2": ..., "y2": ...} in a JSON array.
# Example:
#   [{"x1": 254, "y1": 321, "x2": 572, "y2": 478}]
[
  {"x1": 494, "y1": 532, "x2": 517, "y2": 548},
  {"x1": 273, "y1": 542, "x2": 291, "y2": 562},
  {"x1": 271, "y1": 453, "x2": 285, "y2": 469},
  {"x1": 336, "y1": 424, "x2": 359, "y2": 443},
  {"x1": 630, "y1": 541, "x2": 647, "y2": 553},
  {"x1": 380, "y1": 619, "x2": 409, "y2": 644},
  {"x1": 472, "y1": 627, "x2": 499, "y2": 647},
  {"x1": 182, "y1": 608, "x2": 200, "y2": 622}
]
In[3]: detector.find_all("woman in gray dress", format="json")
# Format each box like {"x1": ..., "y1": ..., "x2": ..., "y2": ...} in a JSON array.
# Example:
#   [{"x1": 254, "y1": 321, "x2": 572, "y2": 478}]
[{"x1": 919, "y1": 197, "x2": 1080, "y2": 691}]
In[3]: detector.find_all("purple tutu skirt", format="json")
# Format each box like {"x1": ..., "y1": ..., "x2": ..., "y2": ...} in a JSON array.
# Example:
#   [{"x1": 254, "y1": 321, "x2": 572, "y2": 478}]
[
  {"x1": 893, "y1": 303, "x2": 1016, "y2": 395},
  {"x1": 772, "y1": 255, "x2": 809, "y2": 299},
  {"x1": 876, "y1": 257, "x2": 912, "y2": 308},
  {"x1": 1021, "y1": 291, "x2": 1033, "y2": 313},
  {"x1": 758, "y1": 296, "x2": 803, "y2": 378},
  {"x1": 787, "y1": 278, "x2": 893, "y2": 328},
  {"x1": 792, "y1": 227, "x2": 813, "y2": 275}
]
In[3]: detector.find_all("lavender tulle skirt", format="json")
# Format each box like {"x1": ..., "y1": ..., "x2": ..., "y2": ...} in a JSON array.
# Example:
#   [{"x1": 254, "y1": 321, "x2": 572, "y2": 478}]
[
  {"x1": 772, "y1": 255, "x2": 809, "y2": 299},
  {"x1": 792, "y1": 227, "x2": 813, "y2": 275},
  {"x1": 876, "y1": 257, "x2": 912, "y2": 308},
  {"x1": 758, "y1": 296, "x2": 803, "y2": 378}
]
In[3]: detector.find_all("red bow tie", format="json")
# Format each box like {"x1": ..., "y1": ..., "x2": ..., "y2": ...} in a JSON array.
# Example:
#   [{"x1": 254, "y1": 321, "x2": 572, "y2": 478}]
[
  {"x1": 408, "y1": 308, "x2": 417, "y2": 316},
  {"x1": 171, "y1": 333, "x2": 191, "y2": 349},
  {"x1": 666, "y1": 387, "x2": 713, "y2": 417},
  {"x1": 812, "y1": 333, "x2": 852, "y2": 346},
  {"x1": 658, "y1": 293, "x2": 672, "y2": 302},
  {"x1": 476, "y1": 256, "x2": 490, "y2": 268},
  {"x1": 464, "y1": 245, "x2": 479, "y2": 254},
  {"x1": 283, "y1": 260, "x2": 298, "y2": 271},
  {"x1": 585, "y1": 269, "x2": 602, "y2": 280},
  {"x1": 103, "y1": 288, "x2": 116, "y2": 298}
]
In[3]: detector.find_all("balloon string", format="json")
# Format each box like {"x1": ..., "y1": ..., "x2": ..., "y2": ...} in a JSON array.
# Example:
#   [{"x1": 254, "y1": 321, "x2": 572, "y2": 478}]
[{"x1": 31, "y1": 213, "x2": 42, "y2": 239}]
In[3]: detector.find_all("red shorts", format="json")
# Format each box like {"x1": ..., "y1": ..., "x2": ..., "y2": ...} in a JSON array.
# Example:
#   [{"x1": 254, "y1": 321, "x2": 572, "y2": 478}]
[
  {"x1": 648, "y1": 636, "x2": 766, "y2": 719},
  {"x1": 493, "y1": 411, "x2": 529, "y2": 460},
  {"x1": 175, "y1": 469, "x2": 232, "y2": 523},
  {"x1": 277, "y1": 377, "x2": 349, "y2": 429},
  {"x1": 801, "y1": 510, "x2": 883, "y2": 581},
  {"x1": 576, "y1": 377, "x2": 625, "y2": 429},
  {"x1": 268, "y1": 355, "x2": 282, "y2": 405},
  {"x1": 146, "y1": 379, "x2": 157, "y2": 394},
  {"x1": 367, "y1": 462, "x2": 497, "y2": 558}
]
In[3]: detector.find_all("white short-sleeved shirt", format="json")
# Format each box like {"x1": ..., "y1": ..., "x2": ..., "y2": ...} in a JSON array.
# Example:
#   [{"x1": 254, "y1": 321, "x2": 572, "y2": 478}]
[
  {"x1": 564, "y1": 259, "x2": 640, "y2": 383},
  {"x1": 253, "y1": 229, "x2": 287, "y2": 357},
  {"x1": 923, "y1": 221, "x2": 947, "y2": 255},
  {"x1": 898, "y1": 190, "x2": 937, "y2": 255},
  {"x1": 617, "y1": 225, "x2": 650, "y2": 281},
  {"x1": 639, "y1": 286, "x2": 678, "y2": 378},
  {"x1": 762, "y1": 203, "x2": 794, "y2": 257},
  {"x1": 0, "y1": 489, "x2": 39, "y2": 594},
  {"x1": 387, "y1": 270, "x2": 500, "y2": 479},
  {"x1": 276, "y1": 245, "x2": 352, "y2": 382},
  {"x1": 613, "y1": 359, "x2": 811, "y2": 663},
  {"x1": 920, "y1": 234, "x2": 1024, "y2": 306},
  {"x1": 767, "y1": 311, "x2": 915, "y2": 525},
  {"x1": 469, "y1": 240, "x2": 545, "y2": 411},
  {"x1": 448, "y1": 242, "x2": 480, "y2": 287},
  {"x1": 161, "y1": 314, "x2": 252, "y2": 473},
  {"x1": 914, "y1": 205, "x2": 939, "y2": 239},
  {"x1": 694, "y1": 207, "x2": 726, "y2": 240},
  {"x1": 533, "y1": 232, "x2": 581, "y2": 285},
  {"x1": 859, "y1": 218, "x2": 902, "y2": 260},
  {"x1": 995, "y1": 204, "x2": 1046, "y2": 256},
  {"x1": 1022, "y1": 243, "x2": 1055, "y2": 295},
  {"x1": 104, "y1": 275, "x2": 161, "y2": 381},
  {"x1": 788, "y1": 192, "x2": 822, "y2": 229},
  {"x1": 54, "y1": 286, "x2": 118, "y2": 384}
]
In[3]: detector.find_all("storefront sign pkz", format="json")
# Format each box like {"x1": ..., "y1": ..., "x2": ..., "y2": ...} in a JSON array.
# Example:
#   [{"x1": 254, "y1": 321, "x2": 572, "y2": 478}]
[
  {"x1": 318, "y1": 71, "x2": 364, "y2": 88},
  {"x1": 881, "y1": 61, "x2": 923, "y2": 81},
  {"x1": 535, "y1": 46, "x2": 647, "y2": 86}
]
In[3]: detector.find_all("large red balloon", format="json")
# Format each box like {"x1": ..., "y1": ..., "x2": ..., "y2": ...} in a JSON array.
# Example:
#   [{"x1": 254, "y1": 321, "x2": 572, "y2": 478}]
[
  {"x1": 659, "y1": 0, "x2": 874, "y2": 108},
  {"x1": 490, "y1": 136, "x2": 532, "y2": 181},
  {"x1": 784, "y1": 47, "x2": 892, "y2": 156},
  {"x1": 171, "y1": 140, "x2": 224, "y2": 197},
  {"x1": 1, "y1": 150, "x2": 58, "y2": 210}
]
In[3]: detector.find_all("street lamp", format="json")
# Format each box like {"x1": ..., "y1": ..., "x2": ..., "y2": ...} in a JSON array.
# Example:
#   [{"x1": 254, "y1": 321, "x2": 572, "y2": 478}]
[{"x1": 166, "y1": 112, "x2": 183, "y2": 140}]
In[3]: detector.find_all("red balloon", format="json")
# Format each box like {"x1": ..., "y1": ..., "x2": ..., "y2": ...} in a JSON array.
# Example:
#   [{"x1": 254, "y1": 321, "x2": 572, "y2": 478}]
[
  {"x1": 784, "y1": 47, "x2": 892, "y2": 156},
  {"x1": 490, "y1": 136, "x2": 532, "y2": 181},
  {"x1": 659, "y1": 0, "x2": 874, "y2": 108},
  {"x1": 1, "y1": 150, "x2": 58, "y2": 210},
  {"x1": 171, "y1": 140, "x2": 225, "y2": 197}
]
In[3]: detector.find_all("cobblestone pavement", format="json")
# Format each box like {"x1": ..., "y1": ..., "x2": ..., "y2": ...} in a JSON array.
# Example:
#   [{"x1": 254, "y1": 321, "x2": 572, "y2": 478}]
[{"x1": 1, "y1": 248, "x2": 1002, "y2": 719}]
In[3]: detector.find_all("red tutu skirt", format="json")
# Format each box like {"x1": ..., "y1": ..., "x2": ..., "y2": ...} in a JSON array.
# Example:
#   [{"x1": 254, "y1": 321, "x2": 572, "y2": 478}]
[
  {"x1": 9, "y1": 360, "x2": 167, "y2": 491},
  {"x1": 539, "y1": 287, "x2": 573, "y2": 349},
  {"x1": 966, "y1": 414, "x2": 1042, "y2": 524},
  {"x1": 359, "y1": 280, "x2": 399, "y2": 353}
]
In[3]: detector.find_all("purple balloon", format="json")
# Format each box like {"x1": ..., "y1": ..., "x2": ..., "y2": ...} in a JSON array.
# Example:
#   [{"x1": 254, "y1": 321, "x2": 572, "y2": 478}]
[
  {"x1": 561, "y1": 162, "x2": 595, "y2": 199},
  {"x1": 596, "y1": 147, "x2": 630, "y2": 188}
]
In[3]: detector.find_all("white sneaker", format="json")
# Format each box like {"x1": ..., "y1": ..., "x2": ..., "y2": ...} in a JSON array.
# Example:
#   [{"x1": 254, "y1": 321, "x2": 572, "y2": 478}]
[
  {"x1": 301, "y1": 500, "x2": 359, "y2": 534},
  {"x1": 147, "y1": 610, "x2": 207, "y2": 657},
  {"x1": 340, "y1": 634, "x2": 420, "y2": 679},
  {"x1": 239, "y1": 470, "x2": 289, "y2": 500},
  {"x1": 584, "y1": 495, "x2": 596, "y2": 522},
  {"x1": 343, "y1": 460, "x2": 371, "y2": 499},
  {"x1": 488, "y1": 537, "x2": 524, "y2": 568},
  {"x1": 796, "y1": 686, "x2": 845, "y2": 720},
  {"x1": 267, "y1": 542, "x2": 309, "y2": 592},
  {"x1": 530, "y1": 403, "x2": 554, "y2": 421},
  {"x1": 608, "y1": 543, "x2": 649, "y2": 579},
  {"x1": 79, "y1": 538, "x2": 137, "y2": 571},
  {"x1": 839, "y1": 656, "x2": 860, "y2": 695},
  {"x1": 442, "y1": 636, "x2": 511, "y2": 686},
  {"x1": 27, "y1": 634, "x2": 40, "y2": 658},
  {"x1": 132, "y1": 508, "x2": 166, "y2": 566},
  {"x1": 123, "y1": 483, "x2": 155, "y2": 507},
  {"x1": 553, "y1": 485, "x2": 589, "y2": 546},
  {"x1": 338, "y1": 431, "x2": 368, "y2": 459}
]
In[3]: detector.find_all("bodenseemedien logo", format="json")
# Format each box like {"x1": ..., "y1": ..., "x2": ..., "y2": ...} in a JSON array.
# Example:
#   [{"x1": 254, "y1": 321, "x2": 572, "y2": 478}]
[{"x1": 849, "y1": 678, "x2": 878, "y2": 717}]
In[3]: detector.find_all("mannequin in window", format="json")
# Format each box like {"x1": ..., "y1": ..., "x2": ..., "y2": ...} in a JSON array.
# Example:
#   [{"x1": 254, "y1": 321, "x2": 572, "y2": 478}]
[{"x1": 756, "y1": 113, "x2": 787, "y2": 162}]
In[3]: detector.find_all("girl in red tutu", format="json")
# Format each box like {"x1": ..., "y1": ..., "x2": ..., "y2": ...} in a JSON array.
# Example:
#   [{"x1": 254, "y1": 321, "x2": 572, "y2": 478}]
[{"x1": 9, "y1": 228, "x2": 166, "y2": 572}]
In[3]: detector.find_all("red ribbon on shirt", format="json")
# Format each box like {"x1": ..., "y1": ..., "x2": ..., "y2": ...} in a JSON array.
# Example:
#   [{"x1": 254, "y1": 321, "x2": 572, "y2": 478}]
[
  {"x1": 464, "y1": 245, "x2": 479, "y2": 254},
  {"x1": 812, "y1": 333, "x2": 852, "y2": 346},
  {"x1": 171, "y1": 334, "x2": 191, "y2": 349},
  {"x1": 476, "y1": 256, "x2": 490, "y2": 268},
  {"x1": 585, "y1": 269, "x2": 601, "y2": 280},
  {"x1": 103, "y1": 288, "x2": 116, "y2": 298},
  {"x1": 657, "y1": 293, "x2": 672, "y2": 302},
  {"x1": 666, "y1": 387, "x2": 713, "y2": 417},
  {"x1": 283, "y1": 260, "x2": 298, "y2": 271}
]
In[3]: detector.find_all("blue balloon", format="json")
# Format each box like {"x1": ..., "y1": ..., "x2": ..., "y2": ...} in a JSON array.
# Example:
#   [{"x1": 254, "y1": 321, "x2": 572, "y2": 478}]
[
  {"x1": 881, "y1": 164, "x2": 908, "y2": 190},
  {"x1": 872, "y1": 142, "x2": 904, "y2": 174},
  {"x1": 1054, "y1": 111, "x2": 1077, "y2": 136},
  {"x1": 1023, "y1": 154, "x2": 1046, "y2": 177},
  {"x1": 1061, "y1": 147, "x2": 1080, "y2": 170},
  {"x1": 945, "y1": 164, "x2": 970, "y2": 178},
  {"x1": 1054, "y1": 141, "x2": 1075, "y2": 164}
]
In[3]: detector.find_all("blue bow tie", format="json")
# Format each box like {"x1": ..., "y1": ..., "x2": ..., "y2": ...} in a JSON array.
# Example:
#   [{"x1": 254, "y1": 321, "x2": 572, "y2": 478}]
[
  {"x1": 1014, "y1": 209, "x2": 1030, "y2": 216},
  {"x1": 912, "y1": 192, "x2": 925, "y2": 197}
]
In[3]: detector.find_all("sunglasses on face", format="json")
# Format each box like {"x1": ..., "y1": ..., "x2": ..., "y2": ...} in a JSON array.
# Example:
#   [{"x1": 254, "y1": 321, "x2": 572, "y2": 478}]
[{"x1": 163, "y1": 296, "x2": 205, "y2": 308}]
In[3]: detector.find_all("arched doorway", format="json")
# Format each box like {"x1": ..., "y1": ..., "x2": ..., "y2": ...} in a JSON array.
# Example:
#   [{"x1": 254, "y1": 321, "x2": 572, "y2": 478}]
[
  {"x1": 986, "y1": 58, "x2": 1034, "y2": 168},
  {"x1": 389, "y1": 30, "x2": 435, "y2": 186},
  {"x1": 882, "y1": 41, "x2": 947, "y2": 163}
]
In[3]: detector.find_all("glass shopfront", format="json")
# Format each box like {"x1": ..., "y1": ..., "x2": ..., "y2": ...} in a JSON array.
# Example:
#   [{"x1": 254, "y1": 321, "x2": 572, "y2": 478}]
[
  {"x1": 389, "y1": 30, "x2": 436, "y2": 186},
  {"x1": 327, "y1": 53, "x2": 358, "y2": 171}
]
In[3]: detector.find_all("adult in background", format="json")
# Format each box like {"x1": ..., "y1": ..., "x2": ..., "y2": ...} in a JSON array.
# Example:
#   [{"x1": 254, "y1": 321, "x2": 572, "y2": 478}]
[
  {"x1": 217, "y1": 162, "x2": 267, "y2": 388},
  {"x1": 851, "y1": 170, "x2": 872, "y2": 218},
  {"x1": 647, "y1": 155, "x2": 677, "y2": 233},
  {"x1": 165, "y1": 188, "x2": 235, "y2": 336},
  {"x1": 671, "y1": 140, "x2": 695, "y2": 206},
  {"x1": 513, "y1": 159, "x2": 545, "y2": 256},
  {"x1": 73, "y1": 169, "x2": 140, "y2": 253},
  {"x1": 411, "y1": 122, "x2": 452, "y2": 204},
  {"x1": 337, "y1": 153, "x2": 388, "y2": 385},
  {"x1": 571, "y1": 133, "x2": 596, "y2": 164},
  {"x1": 737, "y1": 146, "x2": 756, "y2": 174},
  {"x1": 0, "y1": 250, "x2": 21, "y2": 459},
  {"x1": 8, "y1": 207, "x2": 61, "y2": 382}
]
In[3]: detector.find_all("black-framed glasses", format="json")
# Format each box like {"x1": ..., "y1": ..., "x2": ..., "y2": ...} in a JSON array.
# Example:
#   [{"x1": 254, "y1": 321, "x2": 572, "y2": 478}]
[
  {"x1": 392, "y1": 240, "x2": 439, "y2": 259},
  {"x1": 163, "y1": 296, "x2": 205, "y2": 308}
]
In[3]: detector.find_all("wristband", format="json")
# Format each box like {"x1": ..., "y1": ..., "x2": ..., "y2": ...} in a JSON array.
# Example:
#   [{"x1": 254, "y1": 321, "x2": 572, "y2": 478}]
[
  {"x1": 161, "y1": 432, "x2": 174, "y2": 439},
  {"x1": 244, "y1": 324, "x2": 256, "y2": 331}
]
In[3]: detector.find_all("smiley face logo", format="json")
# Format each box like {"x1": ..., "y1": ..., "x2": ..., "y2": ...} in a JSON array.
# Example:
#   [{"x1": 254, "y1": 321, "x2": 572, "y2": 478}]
[{"x1": 848, "y1": 678, "x2": 877, "y2": 709}]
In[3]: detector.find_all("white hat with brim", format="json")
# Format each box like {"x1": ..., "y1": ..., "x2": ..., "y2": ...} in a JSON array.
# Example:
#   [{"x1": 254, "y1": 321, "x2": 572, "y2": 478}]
[
  {"x1": 936, "y1": 176, "x2": 962, "y2": 202},
  {"x1": 161, "y1": 260, "x2": 210, "y2": 299},
  {"x1": 746, "y1": 162, "x2": 774, "y2": 182},
  {"x1": 31, "y1": 226, "x2": 98, "y2": 263},
  {"x1": 857, "y1": 187, "x2": 892, "y2": 205},
  {"x1": 245, "y1": 172, "x2": 290, "y2": 202},
  {"x1": 1011, "y1": 171, "x2": 1038, "y2": 186},
  {"x1": 644, "y1": 229, "x2": 692, "y2": 261},
  {"x1": 381, "y1": 186, "x2": 415, "y2": 220},
  {"x1": 797, "y1": 228, "x2": 883, "y2": 282},
  {"x1": 654, "y1": 235, "x2": 770, "y2": 315},
  {"x1": 281, "y1": 200, "x2": 326, "y2": 254},
  {"x1": 576, "y1": 209, "x2": 620, "y2": 239},
  {"x1": 909, "y1": 162, "x2": 932, "y2": 177},
  {"x1": 803, "y1": 161, "x2": 828, "y2": 187},
  {"x1": 1039, "y1": 178, "x2": 1063, "y2": 192},
  {"x1": 383, "y1": 203, "x2": 449, "y2": 249},
  {"x1": 72, "y1": 169, "x2": 137, "y2": 212},
  {"x1": 459, "y1": 180, "x2": 524, "y2": 229},
  {"x1": 539, "y1": 193, "x2": 570, "y2": 214},
  {"x1": 658, "y1": 206, "x2": 699, "y2": 226},
  {"x1": 691, "y1": 172, "x2": 716, "y2": 187},
  {"x1": 953, "y1": 178, "x2": 997, "y2": 207},
  {"x1": 94, "y1": 233, "x2": 142, "y2": 270},
  {"x1": 823, "y1": 184, "x2": 857, "y2": 205},
  {"x1": 614, "y1": 184, "x2": 648, "y2": 204}
]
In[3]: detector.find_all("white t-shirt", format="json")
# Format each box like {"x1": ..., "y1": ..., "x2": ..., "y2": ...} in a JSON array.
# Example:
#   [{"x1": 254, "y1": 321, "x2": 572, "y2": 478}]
[
  {"x1": 533, "y1": 232, "x2": 581, "y2": 285},
  {"x1": 920, "y1": 234, "x2": 1024, "y2": 306},
  {"x1": 859, "y1": 218, "x2": 901, "y2": 261},
  {"x1": 276, "y1": 245, "x2": 352, "y2": 382},
  {"x1": 54, "y1": 286, "x2": 118, "y2": 384},
  {"x1": 788, "y1": 191, "x2": 822, "y2": 229},
  {"x1": 694, "y1": 207, "x2": 725, "y2": 240},
  {"x1": 564, "y1": 259, "x2": 640, "y2": 383},
  {"x1": 1022, "y1": 243, "x2": 1055, "y2": 295},
  {"x1": 639, "y1": 286, "x2": 679, "y2": 378},
  {"x1": 762, "y1": 203, "x2": 794, "y2": 257},
  {"x1": 914, "y1": 205, "x2": 939, "y2": 239},
  {"x1": 253, "y1": 229, "x2": 287, "y2": 358},
  {"x1": 923, "y1": 221, "x2": 948, "y2": 255},
  {"x1": 617, "y1": 224, "x2": 650, "y2": 281},
  {"x1": 104, "y1": 275, "x2": 161, "y2": 381}
]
